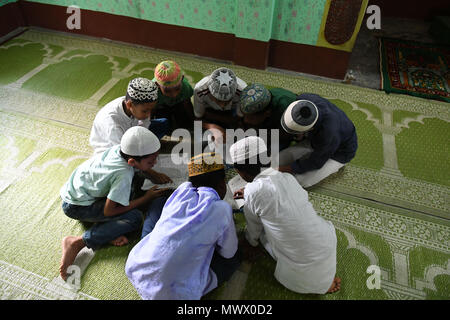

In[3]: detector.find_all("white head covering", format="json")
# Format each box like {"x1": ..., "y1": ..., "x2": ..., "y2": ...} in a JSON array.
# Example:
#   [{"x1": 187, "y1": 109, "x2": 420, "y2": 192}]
[
  {"x1": 120, "y1": 126, "x2": 160, "y2": 156},
  {"x1": 281, "y1": 100, "x2": 318, "y2": 133},
  {"x1": 229, "y1": 136, "x2": 267, "y2": 164},
  {"x1": 127, "y1": 77, "x2": 158, "y2": 103}
]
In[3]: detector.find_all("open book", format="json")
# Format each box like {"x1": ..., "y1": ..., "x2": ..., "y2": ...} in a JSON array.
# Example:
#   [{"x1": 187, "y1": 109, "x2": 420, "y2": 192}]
[
  {"x1": 223, "y1": 174, "x2": 247, "y2": 210},
  {"x1": 141, "y1": 154, "x2": 189, "y2": 190},
  {"x1": 141, "y1": 154, "x2": 247, "y2": 210}
]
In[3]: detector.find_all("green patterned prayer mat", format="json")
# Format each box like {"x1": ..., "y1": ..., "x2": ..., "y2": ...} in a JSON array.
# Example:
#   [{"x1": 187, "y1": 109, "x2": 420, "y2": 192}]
[
  {"x1": 379, "y1": 37, "x2": 450, "y2": 103},
  {"x1": 0, "y1": 29, "x2": 448, "y2": 300}
]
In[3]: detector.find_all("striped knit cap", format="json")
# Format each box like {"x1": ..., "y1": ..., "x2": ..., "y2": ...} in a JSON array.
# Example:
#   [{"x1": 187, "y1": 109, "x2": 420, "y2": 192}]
[{"x1": 154, "y1": 60, "x2": 183, "y2": 88}]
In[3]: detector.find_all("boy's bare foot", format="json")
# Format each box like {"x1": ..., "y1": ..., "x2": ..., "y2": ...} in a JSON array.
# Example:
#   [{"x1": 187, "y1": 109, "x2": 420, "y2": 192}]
[
  {"x1": 60, "y1": 236, "x2": 86, "y2": 281},
  {"x1": 110, "y1": 236, "x2": 129, "y2": 247},
  {"x1": 327, "y1": 277, "x2": 341, "y2": 294}
]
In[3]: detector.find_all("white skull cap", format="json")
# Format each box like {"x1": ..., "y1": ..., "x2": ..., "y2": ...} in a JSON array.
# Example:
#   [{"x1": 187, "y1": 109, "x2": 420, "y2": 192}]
[
  {"x1": 120, "y1": 126, "x2": 160, "y2": 156},
  {"x1": 229, "y1": 136, "x2": 267, "y2": 164}
]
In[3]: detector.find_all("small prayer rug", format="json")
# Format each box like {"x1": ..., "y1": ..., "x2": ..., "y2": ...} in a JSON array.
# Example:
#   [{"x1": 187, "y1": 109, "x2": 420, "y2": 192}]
[{"x1": 379, "y1": 37, "x2": 450, "y2": 103}]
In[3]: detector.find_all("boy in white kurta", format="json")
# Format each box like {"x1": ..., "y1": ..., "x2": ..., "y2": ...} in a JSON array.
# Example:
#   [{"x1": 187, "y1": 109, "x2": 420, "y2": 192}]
[
  {"x1": 230, "y1": 136, "x2": 341, "y2": 294},
  {"x1": 89, "y1": 77, "x2": 171, "y2": 184}
]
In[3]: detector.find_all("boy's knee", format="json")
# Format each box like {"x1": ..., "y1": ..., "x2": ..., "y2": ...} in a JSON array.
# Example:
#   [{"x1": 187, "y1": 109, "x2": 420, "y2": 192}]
[
  {"x1": 124, "y1": 209, "x2": 144, "y2": 229},
  {"x1": 61, "y1": 202, "x2": 80, "y2": 219}
]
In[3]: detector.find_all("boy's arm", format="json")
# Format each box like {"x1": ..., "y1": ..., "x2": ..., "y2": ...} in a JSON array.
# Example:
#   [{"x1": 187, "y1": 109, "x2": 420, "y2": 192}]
[
  {"x1": 182, "y1": 99, "x2": 196, "y2": 123},
  {"x1": 243, "y1": 204, "x2": 264, "y2": 247},
  {"x1": 243, "y1": 191, "x2": 264, "y2": 247},
  {"x1": 290, "y1": 128, "x2": 339, "y2": 174},
  {"x1": 193, "y1": 91, "x2": 207, "y2": 118},
  {"x1": 103, "y1": 186, "x2": 169, "y2": 217},
  {"x1": 215, "y1": 203, "x2": 239, "y2": 259}
]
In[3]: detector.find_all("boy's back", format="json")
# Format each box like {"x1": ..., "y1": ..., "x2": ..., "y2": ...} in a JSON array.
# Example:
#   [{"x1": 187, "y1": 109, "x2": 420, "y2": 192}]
[
  {"x1": 89, "y1": 96, "x2": 151, "y2": 155},
  {"x1": 60, "y1": 145, "x2": 134, "y2": 207},
  {"x1": 296, "y1": 93, "x2": 358, "y2": 166},
  {"x1": 125, "y1": 181, "x2": 237, "y2": 300},
  {"x1": 244, "y1": 167, "x2": 336, "y2": 293}
]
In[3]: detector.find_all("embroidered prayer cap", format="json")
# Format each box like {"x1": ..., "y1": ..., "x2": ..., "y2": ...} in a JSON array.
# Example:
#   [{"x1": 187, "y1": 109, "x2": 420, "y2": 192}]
[
  {"x1": 154, "y1": 60, "x2": 183, "y2": 88},
  {"x1": 120, "y1": 126, "x2": 160, "y2": 156},
  {"x1": 281, "y1": 100, "x2": 318, "y2": 133},
  {"x1": 229, "y1": 136, "x2": 267, "y2": 164},
  {"x1": 188, "y1": 152, "x2": 225, "y2": 177},
  {"x1": 240, "y1": 83, "x2": 272, "y2": 114},
  {"x1": 127, "y1": 77, "x2": 158, "y2": 103},
  {"x1": 207, "y1": 67, "x2": 237, "y2": 102}
]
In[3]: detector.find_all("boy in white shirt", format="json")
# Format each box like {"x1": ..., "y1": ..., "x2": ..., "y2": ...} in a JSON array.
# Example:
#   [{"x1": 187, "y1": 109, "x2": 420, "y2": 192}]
[
  {"x1": 230, "y1": 136, "x2": 341, "y2": 294},
  {"x1": 193, "y1": 67, "x2": 247, "y2": 143},
  {"x1": 89, "y1": 77, "x2": 171, "y2": 184}
]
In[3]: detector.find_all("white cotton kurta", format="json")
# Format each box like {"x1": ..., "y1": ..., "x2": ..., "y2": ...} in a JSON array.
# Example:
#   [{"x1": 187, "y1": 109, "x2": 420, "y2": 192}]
[
  {"x1": 243, "y1": 167, "x2": 337, "y2": 294},
  {"x1": 89, "y1": 96, "x2": 151, "y2": 155}
]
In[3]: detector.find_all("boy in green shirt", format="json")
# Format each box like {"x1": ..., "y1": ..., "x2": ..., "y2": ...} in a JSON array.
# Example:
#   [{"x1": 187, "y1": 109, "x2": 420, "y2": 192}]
[
  {"x1": 240, "y1": 83, "x2": 298, "y2": 150},
  {"x1": 152, "y1": 60, "x2": 195, "y2": 131}
]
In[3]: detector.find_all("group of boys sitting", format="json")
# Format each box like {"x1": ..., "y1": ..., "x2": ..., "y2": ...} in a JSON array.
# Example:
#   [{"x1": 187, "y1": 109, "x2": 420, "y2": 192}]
[{"x1": 59, "y1": 60, "x2": 358, "y2": 299}]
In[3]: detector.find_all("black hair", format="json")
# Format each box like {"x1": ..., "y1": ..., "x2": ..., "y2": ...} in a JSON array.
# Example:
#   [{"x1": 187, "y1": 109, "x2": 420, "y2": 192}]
[
  {"x1": 232, "y1": 155, "x2": 265, "y2": 177},
  {"x1": 125, "y1": 93, "x2": 155, "y2": 106},
  {"x1": 189, "y1": 169, "x2": 225, "y2": 190},
  {"x1": 120, "y1": 150, "x2": 152, "y2": 162},
  {"x1": 233, "y1": 162, "x2": 262, "y2": 177}
]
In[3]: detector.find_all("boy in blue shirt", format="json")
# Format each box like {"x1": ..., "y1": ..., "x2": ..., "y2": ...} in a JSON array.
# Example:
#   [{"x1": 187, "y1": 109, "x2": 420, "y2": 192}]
[
  {"x1": 59, "y1": 126, "x2": 169, "y2": 281},
  {"x1": 125, "y1": 152, "x2": 241, "y2": 300}
]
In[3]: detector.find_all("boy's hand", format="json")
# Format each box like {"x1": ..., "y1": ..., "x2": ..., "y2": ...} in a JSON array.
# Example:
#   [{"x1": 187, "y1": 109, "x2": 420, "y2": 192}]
[
  {"x1": 278, "y1": 165, "x2": 293, "y2": 174},
  {"x1": 233, "y1": 187, "x2": 245, "y2": 199},
  {"x1": 204, "y1": 123, "x2": 226, "y2": 144},
  {"x1": 144, "y1": 186, "x2": 171, "y2": 200},
  {"x1": 239, "y1": 238, "x2": 263, "y2": 263},
  {"x1": 148, "y1": 170, "x2": 173, "y2": 184}
]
